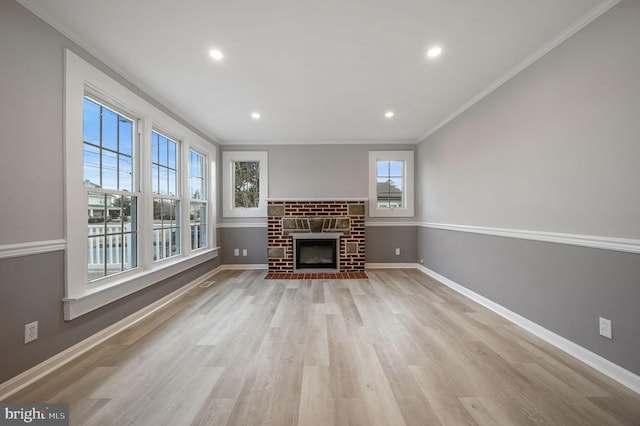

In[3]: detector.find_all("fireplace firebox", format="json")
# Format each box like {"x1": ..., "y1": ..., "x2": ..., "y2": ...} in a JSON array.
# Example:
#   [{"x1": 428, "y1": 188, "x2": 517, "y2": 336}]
[{"x1": 292, "y1": 233, "x2": 341, "y2": 273}]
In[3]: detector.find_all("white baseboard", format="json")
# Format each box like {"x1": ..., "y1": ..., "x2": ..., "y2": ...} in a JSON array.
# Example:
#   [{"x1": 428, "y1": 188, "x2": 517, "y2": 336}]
[
  {"x1": 416, "y1": 264, "x2": 640, "y2": 395},
  {"x1": 365, "y1": 263, "x2": 417, "y2": 269},
  {"x1": 219, "y1": 264, "x2": 268, "y2": 270},
  {"x1": 0, "y1": 267, "x2": 221, "y2": 401}
]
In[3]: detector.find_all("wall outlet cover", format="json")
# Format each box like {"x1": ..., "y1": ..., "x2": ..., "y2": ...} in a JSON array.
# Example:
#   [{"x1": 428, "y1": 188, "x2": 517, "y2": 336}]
[
  {"x1": 599, "y1": 317, "x2": 612, "y2": 339},
  {"x1": 25, "y1": 321, "x2": 38, "y2": 344}
]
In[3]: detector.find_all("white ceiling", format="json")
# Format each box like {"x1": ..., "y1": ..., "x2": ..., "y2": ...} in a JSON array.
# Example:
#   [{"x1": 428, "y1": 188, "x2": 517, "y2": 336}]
[{"x1": 22, "y1": 0, "x2": 616, "y2": 144}]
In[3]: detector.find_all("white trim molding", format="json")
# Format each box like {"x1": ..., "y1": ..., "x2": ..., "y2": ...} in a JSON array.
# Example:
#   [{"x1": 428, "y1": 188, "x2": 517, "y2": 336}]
[
  {"x1": 365, "y1": 221, "x2": 417, "y2": 227},
  {"x1": 366, "y1": 263, "x2": 417, "y2": 269},
  {"x1": 0, "y1": 240, "x2": 66, "y2": 260},
  {"x1": 0, "y1": 266, "x2": 223, "y2": 401},
  {"x1": 419, "y1": 222, "x2": 640, "y2": 255},
  {"x1": 217, "y1": 222, "x2": 267, "y2": 228},
  {"x1": 416, "y1": 264, "x2": 640, "y2": 395}
]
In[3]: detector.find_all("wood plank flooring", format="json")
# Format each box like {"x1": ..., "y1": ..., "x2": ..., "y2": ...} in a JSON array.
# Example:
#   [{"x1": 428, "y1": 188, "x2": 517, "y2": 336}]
[{"x1": 5, "y1": 269, "x2": 640, "y2": 425}]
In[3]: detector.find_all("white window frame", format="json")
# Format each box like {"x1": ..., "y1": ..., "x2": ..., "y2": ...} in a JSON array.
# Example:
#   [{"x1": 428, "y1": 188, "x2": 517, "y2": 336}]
[
  {"x1": 64, "y1": 49, "x2": 217, "y2": 320},
  {"x1": 188, "y1": 148, "x2": 209, "y2": 251},
  {"x1": 222, "y1": 151, "x2": 268, "y2": 217},
  {"x1": 368, "y1": 150, "x2": 415, "y2": 217},
  {"x1": 151, "y1": 129, "x2": 182, "y2": 262}
]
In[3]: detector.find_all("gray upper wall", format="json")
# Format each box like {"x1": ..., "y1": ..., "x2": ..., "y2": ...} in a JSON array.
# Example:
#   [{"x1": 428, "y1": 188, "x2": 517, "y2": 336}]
[
  {"x1": 416, "y1": 0, "x2": 640, "y2": 240},
  {"x1": 218, "y1": 144, "x2": 417, "y2": 222}
]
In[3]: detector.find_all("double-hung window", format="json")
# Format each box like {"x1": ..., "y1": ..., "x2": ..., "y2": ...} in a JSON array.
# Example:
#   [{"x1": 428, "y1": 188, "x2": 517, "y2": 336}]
[
  {"x1": 152, "y1": 131, "x2": 180, "y2": 261},
  {"x1": 83, "y1": 97, "x2": 138, "y2": 280},
  {"x1": 65, "y1": 49, "x2": 217, "y2": 320},
  {"x1": 189, "y1": 150, "x2": 207, "y2": 250}
]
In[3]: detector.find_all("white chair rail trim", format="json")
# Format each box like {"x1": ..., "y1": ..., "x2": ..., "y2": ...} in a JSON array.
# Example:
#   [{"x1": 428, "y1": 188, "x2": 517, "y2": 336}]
[
  {"x1": 0, "y1": 239, "x2": 66, "y2": 260},
  {"x1": 419, "y1": 222, "x2": 640, "y2": 255}
]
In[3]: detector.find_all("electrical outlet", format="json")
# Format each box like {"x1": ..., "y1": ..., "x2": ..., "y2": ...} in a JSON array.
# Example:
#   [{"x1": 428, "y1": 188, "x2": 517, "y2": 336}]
[
  {"x1": 25, "y1": 321, "x2": 38, "y2": 344},
  {"x1": 395, "y1": 248, "x2": 400, "y2": 256},
  {"x1": 420, "y1": 258, "x2": 424, "y2": 264},
  {"x1": 599, "y1": 317, "x2": 612, "y2": 339},
  {"x1": 234, "y1": 248, "x2": 239, "y2": 256},
  {"x1": 242, "y1": 249, "x2": 248, "y2": 256}
]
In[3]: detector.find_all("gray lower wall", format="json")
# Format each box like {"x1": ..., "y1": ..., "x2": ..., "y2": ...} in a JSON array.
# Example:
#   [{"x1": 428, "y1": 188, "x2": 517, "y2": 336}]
[
  {"x1": 0, "y1": 251, "x2": 222, "y2": 384},
  {"x1": 418, "y1": 226, "x2": 640, "y2": 376},
  {"x1": 218, "y1": 225, "x2": 418, "y2": 265},
  {"x1": 365, "y1": 226, "x2": 417, "y2": 264},
  {"x1": 219, "y1": 227, "x2": 268, "y2": 264}
]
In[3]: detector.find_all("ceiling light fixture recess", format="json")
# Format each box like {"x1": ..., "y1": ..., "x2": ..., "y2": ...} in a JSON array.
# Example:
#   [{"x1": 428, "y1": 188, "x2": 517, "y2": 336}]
[
  {"x1": 251, "y1": 112, "x2": 261, "y2": 119},
  {"x1": 209, "y1": 49, "x2": 224, "y2": 60},
  {"x1": 426, "y1": 46, "x2": 442, "y2": 58},
  {"x1": 384, "y1": 111, "x2": 395, "y2": 118}
]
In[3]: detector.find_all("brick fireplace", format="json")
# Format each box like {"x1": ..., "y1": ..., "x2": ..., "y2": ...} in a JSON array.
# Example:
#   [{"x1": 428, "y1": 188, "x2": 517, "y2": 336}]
[{"x1": 267, "y1": 200, "x2": 365, "y2": 272}]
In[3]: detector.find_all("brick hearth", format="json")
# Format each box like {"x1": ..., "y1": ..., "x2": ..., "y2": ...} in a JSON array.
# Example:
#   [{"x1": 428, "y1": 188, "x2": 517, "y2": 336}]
[{"x1": 267, "y1": 200, "x2": 365, "y2": 272}]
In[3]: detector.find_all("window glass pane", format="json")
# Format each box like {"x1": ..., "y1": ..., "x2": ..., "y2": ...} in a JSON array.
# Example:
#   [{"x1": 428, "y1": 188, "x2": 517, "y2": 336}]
[
  {"x1": 234, "y1": 161, "x2": 259, "y2": 208},
  {"x1": 105, "y1": 233, "x2": 123, "y2": 275},
  {"x1": 119, "y1": 118, "x2": 133, "y2": 156},
  {"x1": 152, "y1": 164, "x2": 159, "y2": 194},
  {"x1": 106, "y1": 194, "x2": 122, "y2": 234},
  {"x1": 123, "y1": 232, "x2": 136, "y2": 270},
  {"x1": 152, "y1": 132, "x2": 159, "y2": 164},
  {"x1": 190, "y1": 177, "x2": 202, "y2": 200},
  {"x1": 389, "y1": 178, "x2": 403, "y2": 207},
  {"x1": 389, "y1": 161, "x2": 403, "y2": 177},
  {"x1": 190, "y1": 151, "x2": 200, "y2": 176},
  {"x1": 88, "y1": 192, "x2": 105, "y2": 230},
  {"x1": 171, "y1": 227, "x2": 180, "y2": 257},
  {"x1": 83, "y1": 144, "x2": 101, "y2": 187},
  {"x1": 153, "y1": 199, "x2": 162, "y2": 227},
  {"x1": 190, "y1": 201, "x2": 207, "y2": 250},
  {"x1": 119, "y1": 155, "x2": 133, "y2": 192},
  {"x1": 168, "y1": 169, "x2": 177, "y2": 196},
  {"x1": 159, "y1": 167, "x2": 169, "y2": 196},
  {"x1": 159, "y1": 135, "x2": 168, "y2": 166},
  {"x1": 101, "y1": 107, "x2": 118, "y2": 151},
  {"x1": 168, "y1": 140, "x2": 177, "y2": 169},
  {"x1": 376, "y1": 161, "x2": 389, "y2": 177},
  {"x1": 122, "y1": 196, "x2": 136, "y2": 232},
  {"x1": 87, "y1": 236, "x2": 106, "y2": 281},
  {"x1": 101, "y1": 150, "x2": 118, "y2": 190},
  {"x1": 83, "y1": 98, "x2": 100, "y2": 145}
]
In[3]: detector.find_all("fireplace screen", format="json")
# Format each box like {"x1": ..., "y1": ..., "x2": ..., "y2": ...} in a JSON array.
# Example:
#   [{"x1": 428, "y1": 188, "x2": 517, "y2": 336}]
[{"x1": 295, "y1": 239, "x2": 337, "y2": 270}]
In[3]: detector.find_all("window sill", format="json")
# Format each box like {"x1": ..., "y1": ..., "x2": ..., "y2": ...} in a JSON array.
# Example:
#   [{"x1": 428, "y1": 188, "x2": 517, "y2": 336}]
[{"x1": 63, "y1": 247, "x2": 219, "y2": 320}]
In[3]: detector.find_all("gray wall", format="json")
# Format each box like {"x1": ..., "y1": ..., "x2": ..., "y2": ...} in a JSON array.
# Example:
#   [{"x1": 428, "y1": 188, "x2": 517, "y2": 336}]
[
  {"x1": 219, "y1": 227, "x2": 268, "y2": 264},
  {"x1": 366, "y1": 226, "x2": 417, "y2": 264},
  {"x1": 218, "y1": 143, "x2": 416, "y2": 222},
  {"x1": 416, "y1": 1, "x2": 640, "y2": 375},
  {"x1": 417, "y1": 2, "x2": 640, "y2": 238},
  {"x1": 419, "y1": 227, "x2": 640, "y2": 375},
  {"x1": 218, "y1": 144, "x2": 418, "y2": 264},
  {"x1": 0, "y1": 0, "x2": 221, "y2": 384}
]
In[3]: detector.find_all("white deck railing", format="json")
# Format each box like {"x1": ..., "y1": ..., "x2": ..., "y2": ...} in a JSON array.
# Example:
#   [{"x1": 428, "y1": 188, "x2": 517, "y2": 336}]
[{"x1": 87, "y1": 224, "x2": 178, "y2": 268}]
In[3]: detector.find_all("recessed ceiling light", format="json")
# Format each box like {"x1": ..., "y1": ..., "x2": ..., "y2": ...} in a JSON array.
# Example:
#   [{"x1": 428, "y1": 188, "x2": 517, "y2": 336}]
[
  {"x1": 209, "y1": 49, "x2": 224, "y2": 60},
  {"x1": 251, "y1": 112, "x2": 261, "y2": 119},
  {"x1": 384, "y1": 111, "x2": 395, "y2": 118},
  {"x1": 426, "y1": 46, "x2": 442, "y2": 58}
]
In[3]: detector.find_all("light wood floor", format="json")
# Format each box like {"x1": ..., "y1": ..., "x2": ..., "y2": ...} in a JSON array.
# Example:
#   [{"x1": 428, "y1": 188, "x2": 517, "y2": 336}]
[{"x1": 6, "y1": 269, "x2": 640, "y2": 425}]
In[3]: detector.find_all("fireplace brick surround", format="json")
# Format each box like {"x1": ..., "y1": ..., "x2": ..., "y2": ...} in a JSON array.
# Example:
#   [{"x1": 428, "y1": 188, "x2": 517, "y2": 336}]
[{"x1": 267, "y1": 200, "x2": 365, "y2": 272}]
